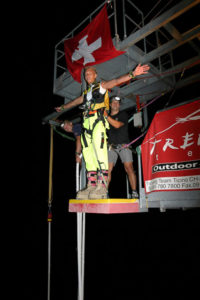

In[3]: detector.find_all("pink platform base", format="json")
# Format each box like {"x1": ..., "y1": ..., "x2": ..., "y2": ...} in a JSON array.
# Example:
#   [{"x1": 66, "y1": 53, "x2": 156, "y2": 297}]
[{"x1": 69, "y1": 199, "x2": 139, "y2": 214}]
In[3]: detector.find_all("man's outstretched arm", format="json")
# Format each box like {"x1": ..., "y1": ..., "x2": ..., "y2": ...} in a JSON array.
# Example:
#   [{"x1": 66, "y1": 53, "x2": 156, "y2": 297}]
[
  {"x1": 55, "y1": 95, "x2": 84, "y2": 112},
  {"x1": 101, "y1": 64, "x2": 150, "y2": 90}
]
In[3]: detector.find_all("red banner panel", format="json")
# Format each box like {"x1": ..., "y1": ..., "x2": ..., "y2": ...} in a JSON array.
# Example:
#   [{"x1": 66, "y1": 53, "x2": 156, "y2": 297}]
[{"x1": 141, "y1": 99, "x2": 200, "y2": 193}]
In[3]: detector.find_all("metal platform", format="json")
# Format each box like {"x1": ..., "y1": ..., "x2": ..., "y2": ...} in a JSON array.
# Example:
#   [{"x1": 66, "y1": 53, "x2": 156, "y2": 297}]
[
  {"x1": 48, "y1": 0, "x2": 200, "y2": 119},
  {"x1": 69, "y1": 198, "x2": 140, "y2": 213}
]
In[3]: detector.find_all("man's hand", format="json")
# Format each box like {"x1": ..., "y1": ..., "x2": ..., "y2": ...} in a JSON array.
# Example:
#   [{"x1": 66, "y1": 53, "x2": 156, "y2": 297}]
[
  {"x1": 55, "y1": 105, "x2": 64, "y2": 112},
  {"x1": 133, "y1": 64, "x2": 150, "y2": 77},
  {"x1": 104, "y1": 110, "x2": 108, "y2": 118},
  {"x1": 75, "y1": 153, "x2": 82, "y2": 164}
]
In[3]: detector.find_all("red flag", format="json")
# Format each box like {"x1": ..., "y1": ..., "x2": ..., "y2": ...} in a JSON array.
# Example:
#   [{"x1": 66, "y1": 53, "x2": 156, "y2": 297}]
[{"x1": 64, "y1": 4, "x2": 125, "y2": 83}]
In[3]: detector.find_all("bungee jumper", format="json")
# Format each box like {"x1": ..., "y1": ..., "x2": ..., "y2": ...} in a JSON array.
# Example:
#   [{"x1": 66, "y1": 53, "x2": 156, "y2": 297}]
[{"x1": 55, "y1": 64, "x2": 150, "y2": 199}]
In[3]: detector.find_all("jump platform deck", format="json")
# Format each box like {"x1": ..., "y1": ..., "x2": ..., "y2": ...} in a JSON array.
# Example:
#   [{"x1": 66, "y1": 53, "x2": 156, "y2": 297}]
[{"x1": 69, "y1": 198, "x2": 140, "y2": 214}]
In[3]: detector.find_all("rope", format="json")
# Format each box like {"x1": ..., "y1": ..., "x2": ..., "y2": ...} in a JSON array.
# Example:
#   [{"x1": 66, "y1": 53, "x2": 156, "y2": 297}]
[
  {"x1": 122, "y1": 92, "x2": 167, "y2": 149},
  {"x1": 128, "y1": 92, "x2": 166, "y2": 123},
  {"x1": 164, "y1": 67, "x2": 186, "y2": 108},
  {"x1": 151, "y1": 0, "x2": 174, "y2": 22},
  {"x1": 117, "y1": 59, "x2": 200, "y2": 88},
  {"x1": 121, "y1": 131, "x2": 147, "y2": 150},
  {"x1": 141, "y1": 93, "x2": 165, "y2": 109},
  {"x1": 53, "y1": 126, "x2": 76, "y2": 141},
  {"x1": 138, "y1": 60, "x2": 200, "y2": 80}
]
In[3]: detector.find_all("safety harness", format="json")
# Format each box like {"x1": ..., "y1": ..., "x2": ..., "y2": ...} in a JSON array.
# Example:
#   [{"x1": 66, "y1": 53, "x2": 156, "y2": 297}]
[
  {"x1": 81, "y1": 82, "x2": 109, "y2": 192},
  {"x1": 82, "y1": 82, "x2": 109, "y2": 114},
  {"x1": 82, "y1": 109, "x2": 106, "y2": 148},
  {"x1": 81, "y1": 82, "x2": 109, "y2": 148}
]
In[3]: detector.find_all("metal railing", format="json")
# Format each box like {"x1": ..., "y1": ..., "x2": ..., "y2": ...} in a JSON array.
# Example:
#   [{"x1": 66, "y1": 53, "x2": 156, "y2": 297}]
[{"x1": 53, "y1": 0, "x2": 147, "y2": 91}]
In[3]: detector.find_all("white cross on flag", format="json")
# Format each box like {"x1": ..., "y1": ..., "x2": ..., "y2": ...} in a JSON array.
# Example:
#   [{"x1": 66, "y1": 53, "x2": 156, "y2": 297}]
[{"x1": 64, "y1": 4, "x2": 125, "y2": 83}]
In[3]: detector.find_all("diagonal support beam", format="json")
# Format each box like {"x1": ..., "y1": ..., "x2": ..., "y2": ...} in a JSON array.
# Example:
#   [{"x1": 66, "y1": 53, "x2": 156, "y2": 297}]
[
  {"x1": 141, "y1": 25, "x2": 200, "y2": 64},
  {"x1": 119, "y1": 0, "x2": 200, "y2": 50},
  {"x1": 163, "y1": 22, "x2": 183, "y2": 41},
  {"x1": 164, "y1": 22, "x2": 200, "y2": 55}
]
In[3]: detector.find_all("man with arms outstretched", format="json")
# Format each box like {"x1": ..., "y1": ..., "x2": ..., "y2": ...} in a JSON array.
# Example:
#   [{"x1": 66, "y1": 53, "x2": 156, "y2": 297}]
[{"x1": 55, "y1": 64, "x2": 150, "y2": 199}]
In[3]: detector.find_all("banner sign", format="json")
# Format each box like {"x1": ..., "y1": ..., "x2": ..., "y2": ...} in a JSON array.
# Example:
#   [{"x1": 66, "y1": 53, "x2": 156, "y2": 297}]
[{"x1": 141, "y1": 100, "x2": 200, "y2": 193}]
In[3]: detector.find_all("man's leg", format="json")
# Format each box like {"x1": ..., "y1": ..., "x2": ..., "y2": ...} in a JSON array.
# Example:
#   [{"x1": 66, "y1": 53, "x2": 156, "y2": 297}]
[
  {"x1": 76, "y1": 131, "x2": 98, "y2": 199},
  {"x1": 108, "y1": 162, "x2": 114, "y2": 188},
  {"x1": 108, "y1": 148, "x2": 118, "y2": 188},
  {"x1": 89, "y1": 120, "x2": 109, "y2": 199},
  {"x1": 124, "y1": 161, "x2": 138, "y2": 198},
  {"x1": 119, "y1": 148, "x2": 139, "y2": 198},
  {"x1": 123, "y1": 161, "x2": 137, "y2": 191}
]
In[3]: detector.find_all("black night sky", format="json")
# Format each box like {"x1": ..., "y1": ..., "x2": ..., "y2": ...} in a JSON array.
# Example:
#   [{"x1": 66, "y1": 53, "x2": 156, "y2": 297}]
[{"x1": 29, "y1": 1, "x2": 200, "y2": 299}]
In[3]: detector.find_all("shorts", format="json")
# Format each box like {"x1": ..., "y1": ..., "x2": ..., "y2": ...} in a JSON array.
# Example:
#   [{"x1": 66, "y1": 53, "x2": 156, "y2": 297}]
[{"x1": 108, "y1": 146, "x2": 133, "y2": 166}]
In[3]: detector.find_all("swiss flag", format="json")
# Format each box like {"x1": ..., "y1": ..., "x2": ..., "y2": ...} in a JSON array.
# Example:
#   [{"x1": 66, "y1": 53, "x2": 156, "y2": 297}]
[{"x1": 64, "y1": 4, "x2": 125, "y2": 83}]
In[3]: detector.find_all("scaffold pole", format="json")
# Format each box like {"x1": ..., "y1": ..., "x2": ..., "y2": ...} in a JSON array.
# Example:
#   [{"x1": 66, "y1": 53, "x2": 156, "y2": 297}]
[
  {"x1": 76, "y1": 162, "x2": 86, "y2": 300},
  {"x1": 47, "y1": 125, "x2": 54, "y2": 300}
]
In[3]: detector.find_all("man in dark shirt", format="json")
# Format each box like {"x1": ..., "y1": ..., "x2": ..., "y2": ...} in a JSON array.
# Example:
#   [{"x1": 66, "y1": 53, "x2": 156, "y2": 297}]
[{"x1": 104, "y1": 96, "x2": 139, "y2": 198}]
